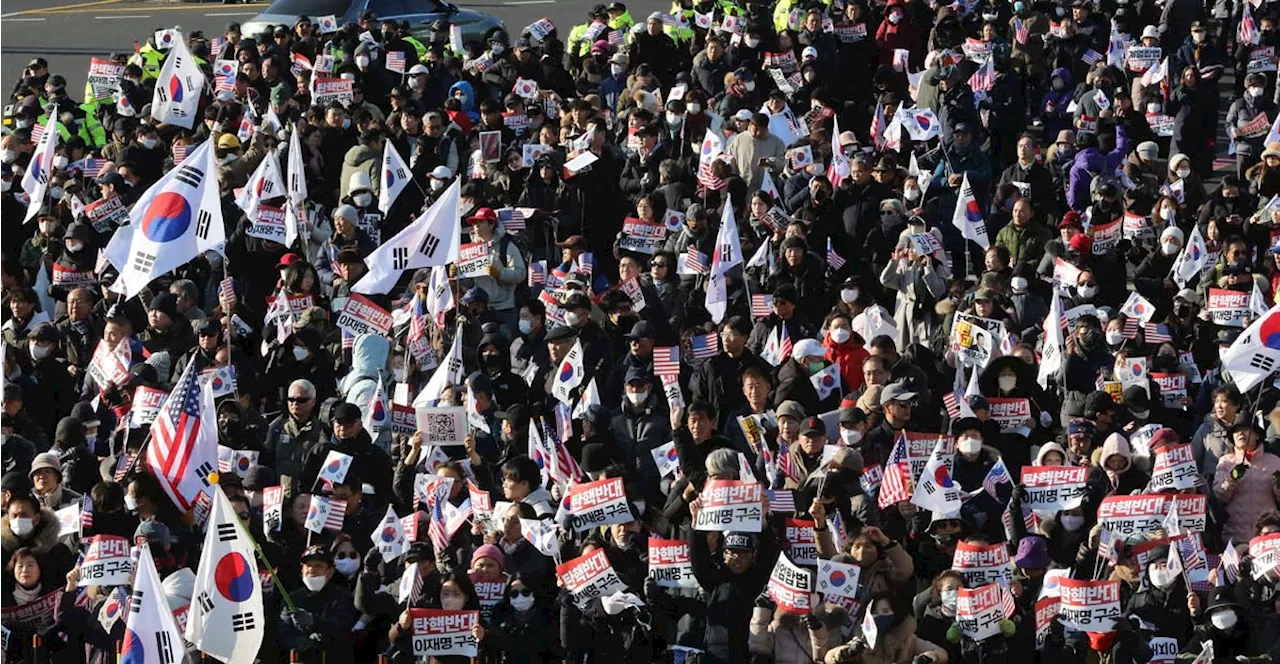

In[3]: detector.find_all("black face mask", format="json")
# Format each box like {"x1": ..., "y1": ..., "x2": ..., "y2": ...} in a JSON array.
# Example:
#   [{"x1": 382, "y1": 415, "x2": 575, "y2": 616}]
[
  {"x1": 219, "y1": 421, "x2": 243, "y2": 438},
  {"x1": 480, "y1": 353, "x2": 503, "y2": 371},
  {"x1": 614, "y1": 316, "x2": 639, "y2": 333}
]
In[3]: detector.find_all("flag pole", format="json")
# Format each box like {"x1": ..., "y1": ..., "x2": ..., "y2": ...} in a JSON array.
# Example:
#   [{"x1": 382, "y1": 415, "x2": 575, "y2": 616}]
[{"x1": 230, "y1": 508, "x2": 299, "y2": 612}]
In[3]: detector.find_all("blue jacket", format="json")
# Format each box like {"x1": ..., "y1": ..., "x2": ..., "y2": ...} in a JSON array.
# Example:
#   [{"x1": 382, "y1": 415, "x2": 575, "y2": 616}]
[{"x1": 1067, "y1": 123, "x2": 1129, "y2": 211}]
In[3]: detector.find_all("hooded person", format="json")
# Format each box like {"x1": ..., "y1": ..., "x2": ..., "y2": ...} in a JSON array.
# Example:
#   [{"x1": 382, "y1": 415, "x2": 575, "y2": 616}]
[
  {"x1": 1087, "y1": 433, "x2": 1151, "y2": 507},
  {"x1": 340, "y1": 332, "x2": 390, "y2": 441},
  {"x1": 1180, "y1": 586, "x2": 1256, "y2": 662},
  {"x1": 823, "y1": 592, "x2": 948, "y2": 664},
  {"x1": 48, "y1": 415, "x2": 98, "y2": 495},
  {"x1": 1125, "y1": 542, "x2": 1197, "y2": 640}
]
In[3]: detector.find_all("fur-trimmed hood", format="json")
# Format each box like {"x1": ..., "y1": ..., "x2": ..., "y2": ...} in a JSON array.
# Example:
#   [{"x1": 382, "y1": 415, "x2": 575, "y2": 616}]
[{"x1": 1, "y1": 507, "x2": 62, "y2": 554}]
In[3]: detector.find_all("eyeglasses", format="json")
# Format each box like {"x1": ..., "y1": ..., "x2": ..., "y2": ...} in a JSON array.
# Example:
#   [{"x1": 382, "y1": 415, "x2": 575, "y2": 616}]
[
  {"x1": 651, "y1": 262, "x2": 667, "y2": 268},
  {"x1": 286, "y1": 396, "x2": 312, "y2": 403},
  {"x1": 507, "y1": 588, "x2": 534, "y2": 597}
]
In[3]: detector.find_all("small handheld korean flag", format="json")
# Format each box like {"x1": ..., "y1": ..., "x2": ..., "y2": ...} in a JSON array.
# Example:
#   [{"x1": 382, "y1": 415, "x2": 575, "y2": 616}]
[
  {"x1": 379, "y1": 141, "x2": 411, "y2": 213},
  {"x1": 860, "y1": 603, "x2": 879, "y2": 650},
  {"x1": 123, "y1": 544, "x2": 186, "y2": 664},
  {"x1": 809, "y1": 363, "x2": 842, "y2": 400},
  {"x1": 21, "y1": 107, "x2": 58, "y2": 222},
  {"x1": 911, "y1": 437, "x2": 962, "y2": 514},
  {"x1": 951, "y1": 172, "x2": 989, "y2": 249},
  {"x1": 185, "y1": 485, "x2": 264, "y2": 664},
  {"x1": 318, "y1": 449, "x2": 355, "y2": 485},
  {"x1": 151, "y1": 32, "x2": 205, "y2": 129},
  {"x1": 1162, "y1": 499, "x2": 1181, "y2": 536},
  {"x1": 371, "y1": 505, "x2": 407, "y2": 562},
  {"x1": 317, "y1": 15, "x2": 338, "y2": 33},
  {"x1": 551, "y1": 340, "x2": 586, "y2": 404}
]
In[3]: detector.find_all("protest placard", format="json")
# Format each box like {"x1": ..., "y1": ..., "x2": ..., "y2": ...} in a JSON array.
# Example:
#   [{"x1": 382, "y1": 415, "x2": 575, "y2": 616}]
[
  {"x1": 557, "y1": 548, "x2": 628, "y2": 608},
  {"x1": 1090, "y1": 217, "x2": 1122, "y2": 254},
  {"x1": 1150, "y1": 444, "x2": 1198, "y2": 491},
  {"x1": 1150, "y1": 372, "x2": 1187, "y2": 409},
  {"x1": 565, "y1": 477, "x2": 632, "y2": 531},
  {"x1": 619, "y1": 218, "x2": 668, "y2": 254},
  {"x1": 1250, "y1": 532, "x2": 1280, "y2": 579},
  {"x1": 311, "y1": 77, "x2": 354, "y2": 106},
  {"x1": 414, "y1": 407, "x2": 468, "y2": 445},
  {"x1": 248, "y1": 204, "x2": 287, "y2": 243},
  {"x1": 409, "y1": 609, "x2": 479, "y2": 658},
  {"x1": 84, "y1": 195, "x2": 129, "y2": 233},
  {"x1": 784, "y1": 518, "x2": 818, "y2": 566},
  {"x1": 456, "y1": 242, "x2": 493, "y2": 279},
  {"x1": 767, "y1": 554, "x2": 814, "y2": 614},
  {"x1": 694, "y1": 479, "x2": 763, "y2": 532},
  {"x1": 957, "y1": 584, "x2": 1005, "y2": 641},
  {"x1": 986, "y1": 397, "x2": 1032, "y2": 434},
  {"x1": 1207, "y1": 288, "x2": 1249, "y2": 328},
  {"x1": 336, "y1": 293, "x2": 393, "y2": 337},
  {"x1": 1019, "y1": 466, "x2": 1089, "y2": 511},
  {"x1": 80, "y1": 535, "x2": 133, "y2": 586},
  {"x1": 1058, "y1": 578, "x2": 1121, "y2": 632},
  {"x1": 88, "y1": 57, "x2": 126, "y2": 99},
  {"x1": 1034, "y1": 597, "x2": 1060, "y2": 647},
  {"x1": 648, "y1": 538, "x2": 697, "y2": 588},
  {"x1": 1097, "y1": 494, "x2": 1206, "y2": 535},
  {"x1": 953, "y1": 541, "x2": 1015, "y2": 586},
  {"x1": 128, "y1": 385, "x2": 168, "y2": 429}
]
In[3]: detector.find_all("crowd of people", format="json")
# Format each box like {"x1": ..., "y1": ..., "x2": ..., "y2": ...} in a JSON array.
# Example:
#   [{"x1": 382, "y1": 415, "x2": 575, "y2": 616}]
[{"x1": 3, "y1": 0, "x2": 1280, "y2": 662}]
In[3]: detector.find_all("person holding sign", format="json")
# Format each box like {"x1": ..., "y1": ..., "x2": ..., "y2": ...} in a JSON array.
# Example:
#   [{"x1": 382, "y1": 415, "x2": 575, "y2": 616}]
[
  {"x1": 1125, "y1": 541, "x2": 1198, "y2": 639},
  {"x1": 280, "y1": 545, "x2": 359, "y2": 664},
  {"x1": 1213, "y1": 421, "x2": 1280, "y2": 545},
  {"x1": 823, "y1": 593, "x2": 949, "y2": 664}
]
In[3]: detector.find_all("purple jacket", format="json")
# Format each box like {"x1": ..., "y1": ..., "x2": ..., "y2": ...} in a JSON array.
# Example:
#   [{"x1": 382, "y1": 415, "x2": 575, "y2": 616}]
[{"x1": 1067, "y1": 123, "x2": 1129, "y2": 211}]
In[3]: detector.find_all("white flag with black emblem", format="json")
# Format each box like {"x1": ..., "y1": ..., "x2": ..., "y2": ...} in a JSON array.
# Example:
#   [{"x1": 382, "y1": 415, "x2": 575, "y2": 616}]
[
  {"x1": 354, "y1": 178, "x2": 461, "y2": 294},
  {"x1": 379, "y1": 141, "x2": 412, "y2": 213},
  {"x1": 185, "y1": 485, "x2": 264, "y2": 664},
  {"x1": 122, "y1": 543, "x2": 186, "y2": 664}
]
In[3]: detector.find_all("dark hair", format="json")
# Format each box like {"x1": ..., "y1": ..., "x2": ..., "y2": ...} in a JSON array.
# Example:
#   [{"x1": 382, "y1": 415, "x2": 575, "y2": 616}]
[
  {"x1": 721, "y1": 315, "x2": 753, "y2": 337},
  {"x1": 90, "y1": 481, "x2": 125, "y2": 513},
  {"x1": 740, "y1": 364, "x2": 773, "y2": 386},
  {"x1": 501, "y1": 456, "x2": 542, "y2": 489},
  {"x1": 868, "y1": 335, "x2": 897, "y2": 354},
  {"x1": 7, "y1": 493, "x2": 39, "y2": 515},
  {"x1": 1212, "y1": 386, "x2": 1242, "y2": 408},
  {"x1": 440, "y1": 568, "x2": 482, "y2": 610},
  {"x1": 687, "y1": 399, "x2": 716, "y2": 422},
  {"x1": 128, "y1": 472, "x2": 166, "y2": 505}
]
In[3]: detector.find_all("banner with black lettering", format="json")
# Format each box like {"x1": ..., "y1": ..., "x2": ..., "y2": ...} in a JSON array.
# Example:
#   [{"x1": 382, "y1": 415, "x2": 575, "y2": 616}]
[{"x1": 409, "y1": 609, "x2": 478, "y2": 658}]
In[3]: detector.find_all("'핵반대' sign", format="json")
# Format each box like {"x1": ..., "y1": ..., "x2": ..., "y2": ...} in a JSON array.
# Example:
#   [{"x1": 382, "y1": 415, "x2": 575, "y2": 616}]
[{"x1": 694, "y1": 480, "x2": 763, "y2": 532}]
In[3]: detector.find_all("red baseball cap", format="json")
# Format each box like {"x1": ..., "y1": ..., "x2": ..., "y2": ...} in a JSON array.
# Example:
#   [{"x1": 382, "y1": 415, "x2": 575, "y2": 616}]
[{"x1": 466, "y1": 208, "x2": 498, "y2": 224}]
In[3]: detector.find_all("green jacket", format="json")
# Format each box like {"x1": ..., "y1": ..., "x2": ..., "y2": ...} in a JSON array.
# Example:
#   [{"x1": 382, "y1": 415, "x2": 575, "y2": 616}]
[{"x1": 994, "y1": 220, "x2": 1052, "y2": 267}]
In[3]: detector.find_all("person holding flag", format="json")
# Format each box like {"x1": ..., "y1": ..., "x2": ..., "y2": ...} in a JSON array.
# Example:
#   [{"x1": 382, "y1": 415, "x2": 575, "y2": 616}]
[{"x1": 280, "y1": 545, "x2": 359, "y2": 663}]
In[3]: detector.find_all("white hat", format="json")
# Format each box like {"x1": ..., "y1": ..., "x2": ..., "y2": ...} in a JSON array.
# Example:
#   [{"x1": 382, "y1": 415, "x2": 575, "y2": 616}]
[
  {"x1": 733, "y1": 109, "x2": 753, "y2": 121},
  {"x1": 1160, "y1": 226, "x2": 1184, "y2": 245},
  {"x1": 407, "y1": 64, "x2": 429, "y2": 75},
  {"x1": 430, "y1": 165, "x2": 453, "y2": 180},
  {"x1": 802, "y1": 46, "x2": 818, "y2": 60},
  {"x1": 1141, "y1": 25, "x2": 1159, "y2": 40},
  {"x1": 334, "y1": 204, "x2": 359, "y2": 222},
  {"x1": 791, "y1": 338, "x2": 825, "y2": 361},
  {"x1": 348, "y1": 170, "x2": 373, "y2": 193}
]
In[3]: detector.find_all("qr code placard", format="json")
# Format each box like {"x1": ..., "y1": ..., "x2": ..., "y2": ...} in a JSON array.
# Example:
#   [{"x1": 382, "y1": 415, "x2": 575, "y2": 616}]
[{"x1": 415, "y1": 406, "x2": 467, "y2": 445}]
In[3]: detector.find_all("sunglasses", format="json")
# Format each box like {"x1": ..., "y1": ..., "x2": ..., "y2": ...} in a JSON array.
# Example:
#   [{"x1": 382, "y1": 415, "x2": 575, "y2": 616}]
[
  {"x1": 286, "y1": 396, "x2": 312, "y2": 403},
  {"x1": 507, "y1": 588, "x2": 534, "y2": 598}
]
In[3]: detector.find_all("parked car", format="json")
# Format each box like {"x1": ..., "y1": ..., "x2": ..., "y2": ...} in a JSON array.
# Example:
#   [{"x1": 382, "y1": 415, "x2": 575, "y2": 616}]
[{"x1": 240, "y1": 0, "x2": 503, "y2": 48}]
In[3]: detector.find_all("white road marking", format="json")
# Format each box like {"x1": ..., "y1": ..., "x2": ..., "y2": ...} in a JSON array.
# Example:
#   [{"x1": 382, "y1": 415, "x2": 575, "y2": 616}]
[
  {"x1": 95, "y1": 14, "x2": 144, "y2": 18},
  {"x1": 503, "y1": 1, "x2": 555, "y2": 5},
  {"x1": 3, "y1": 16, "x2": 47, "y2": 20}
]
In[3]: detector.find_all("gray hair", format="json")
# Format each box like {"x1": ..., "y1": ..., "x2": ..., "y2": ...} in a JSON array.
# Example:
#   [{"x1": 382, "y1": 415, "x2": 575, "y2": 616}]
[
  {"x1": 704, "y1": 448, "x2": 740, "y2": 479},
  {"x1": 289, "y1": 379, "x2": 317, "y2": 400},
  {"x1": 169, "y1": 279, "x2": 198, "y2": 303}
]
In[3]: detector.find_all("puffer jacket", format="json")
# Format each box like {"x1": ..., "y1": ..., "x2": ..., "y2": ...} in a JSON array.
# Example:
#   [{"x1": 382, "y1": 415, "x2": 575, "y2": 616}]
[
  {"x1": 824, "y1": 615, "x2": 947, "y2": 664},
  {"x1": 1086, "y1": 433, "x2": 1151, "y2": 508},
  {"x1": 1213, "y1": 448, "x2": 1280, "y2": 544},
  {"x1": 750, "y1": 602, "x2": 843, "y2": 664},
  {"x1": 338, "y1": 143, "x2": 380, "y2": 200}
]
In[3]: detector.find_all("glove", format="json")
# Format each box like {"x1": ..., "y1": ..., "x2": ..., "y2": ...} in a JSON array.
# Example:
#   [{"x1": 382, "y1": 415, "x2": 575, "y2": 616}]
[
  {"x1": 289, "y1": 608, "x2": 315, "y2": 632},
  {"x1": 308, "y1": 633, "x2": 323, "y2": 643},
  {"x1": 754, "y1": 593, "x2": 777, "y2": 609},
  {"x1": 1000, "y1": 619, "x2": 1016, "y2": 636},
  {"x1": 946, "y1": 624, "x2": 963, "y2": 643},
  {"x1": 912, "y1": 656, "x2": 934, "y2": 664},
  {"x1": 804, "y1": 614, "x2": 823, "y2": 631},
  {"x1": 1232, "y1": 463, "x2": 1250, "y2": 481}
]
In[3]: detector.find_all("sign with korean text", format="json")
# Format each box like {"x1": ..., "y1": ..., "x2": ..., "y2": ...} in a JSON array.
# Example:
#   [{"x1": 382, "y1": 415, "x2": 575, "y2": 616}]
[
  {"x1": 648, "y1": 537, "x2": 697, "y2": 588},
  {"x1": 619, "y1": 218, "x2": 668, "y2": 254},
  {"x1": 0, "y1": 590, "x2": 59, "y2": 629},
  {"x1": 784, "y1": 518, "x2": 818, "y2": 566},
  {"x1": 1058, "y1": 578, "x2": 1121, "y2": 632},
  {"x1": 1126, "y1": 47, "x2": 1161, "y2": 72},
  {"x1": 557, "y1": 548, "x2": 627, "y2": 608},
  {"x1": 986, "y1": 397, "x2": 1031, "y2": 434},
  {"x1": 1097, "y1": 494, "x2": 1206, "y2": 536},
  {"x1": 1020, "y1": 466, "x2": 1088, "y2": 511},
  {"x1": 456, "y1": 242, "x2": 493, "y2": 279},
  {"x1": 88, "y1": 57, "x2": 126, "y2": 99},
  {"x1": 695, "y1": 479, "x2": 763, "y2": 532},
  {"x1": 129, "y1": 386, "x2": 169, "y2": 429},
  {"x1": 409, "y1": 609, "x2": 478, "y2": 657},
  {"x1": 79, "y1": 535, "x2": 133, "y2": 586},
  {"x1": 1150, "y1": 372, "x2": 1187, "y2": 409},
  {"x1": 1090, "y1": 217, "x2": 1122, "y2": 254},
  {"x1": 767, "y1": 554, "x2": 814, "y2": 614},
  {"x1": 311, "y1": 77, "x2": 354, "y2": 106},
  {"x1": 904, "y1": 432, "x2": 955, "y2": 481},
  {"x1": 1150, "y1": 444, "x2": 1198, "y2": 491},
  {"x1": 1207, "y1": 288, "x2": 1249, "y2": 328},
  {"x1": 1034, "y1": 597, "x2": 1060, "y2": 647},
  {"x1": 248, "y1": 204, "x2": 287, "y2": 243},
  {"x1": 957, "y1": 584, "x2": 1005, "y2": 641},
  {"x1": 565, "y1": 477, "x2": 631, "y2": 531},
  {"x1": 336, "y1": 293, "x2": 393, "y2": 336},
  {"x1": 84, "y1": 194, "x2": 129, "y2": 233},
  {"x1": 953, "y1": 541, "x2": 1014, "y2": 586},
  {"x1": 1250, "y1": 532, "x2": 1280, "y2": 579}
]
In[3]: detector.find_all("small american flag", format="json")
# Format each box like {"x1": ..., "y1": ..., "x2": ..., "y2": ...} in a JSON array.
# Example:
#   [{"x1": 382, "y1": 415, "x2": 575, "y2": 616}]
[
  {"x1": 982, "y1": 458, "x2": 1012, "y2": 499},
  {"x1": 766, "y1": 489, "x2": 795, "y2": 513},
  {"x1": 321, "y1": 497, "x2": 347, "y2": 531},
  {"x1": 1000, "y1": 586, "x2": 1018, "y2": 618},
  {"x1": 826, "y1": 238, "x2": 846, "y2": 271},
  {"x1": 608, "y1": 29, "x2": 624, "y2": 47},
  {"x1": 943, "y1": 391, "x2": 960, "y2": 418},
  {"x1": 750, "y1": 294, "x2": 772, "y2": 319},
  {"x1": 1123, "y1": 317, "x2": 1140, "y2": 339},
  {"x1": 1221, "y1": 539, "x2": 1240, "y2": 582},
  {"x1": 690, "y1": 332, "x2": 720, "y2": 360},
  {"x1": 1144, "y1": 323, "x2": 1172, "y2": 344},
  {"x1": 775, "y1": 439, "x2": 800, "y2": 484},
  {"x1": 1081, "y1": 49, "x2": 1103, "y2": 65},
  {"x1": 70, "y1": 158, "x2": 106, "y2": 177},
  {"x1": 386, "y1": 50, "x2": 407, "y2": 73},
  {"x1": 654, "y1": 346, "x2": 681, "y2": 377},
  {"x1": 172, "y1": 143, "x2": 190, "y2": 164},
  {"x1": 219, "y1": 277, "x2": 237, "y2": 306},
  {"x1": 497, "y1": 207, "x2": 526, "y2": 232},
  {"x1": 684, "y1": 249, "x2": 709, "y2": 274},
  {"x1": 877, "y1": 433, "x2": 911, "y2": 508},
  {"x1": 1014, "y1": 18, "x2": 1029, "y2": 45},
  {"x1": 341, "y1": 327, "x2": 356, "y2": 350},
  {"x1": 80, "y1": 493, "x2": 95, "y2": 531},
  {"x1": 529, "y1": 260, "x2": 547, "y2": 286},
  {"x1": 1098, "y1": 526, "x2": 1117, "y2": 562},
  {"x1": 30, "y1": 123, "x2": 45, "y2": 144},
  {"x1": 869, "y1": 101, "x2": 885, "y2": 151},
  {"x1": 778, "y1": 323, "x2": 793, "y2": 361},
  {"x1": 113, "y1": 453, "x2": 136, "y2": 482}
]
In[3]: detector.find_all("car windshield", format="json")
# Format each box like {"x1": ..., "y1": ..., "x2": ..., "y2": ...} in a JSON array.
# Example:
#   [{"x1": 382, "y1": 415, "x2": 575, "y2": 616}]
[{"x1": 264, "y1": 0, "x2": 350, "y2": 17}]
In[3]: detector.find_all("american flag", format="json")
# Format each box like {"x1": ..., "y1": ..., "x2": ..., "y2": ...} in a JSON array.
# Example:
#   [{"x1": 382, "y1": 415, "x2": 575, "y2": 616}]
[
  {"x1": 290, "y1": 52, "x2": 313, "y2": 76},
  {"x1": 113, "y1": 452, "x2": 136, "y2": 482},
  {"x1": 342, "y1": 327, "x2": 356, "y2": 350},
  {"x1": 982, "y1": 458, "x2": 1012, "y2": 500},
  {"x1": 219, "y1": 277, "x2": 237, "y2": 306},
  {"x1": 210, "y1": 36, "x2": 225, "y2": 56},
  {"x1": 766, "y1": 489, "x2": 796, "y2": 513},
  {"x1": 826, "y1": 238, "x2": 846, "y2": 271},
  {"x1": 1014, "y1": 18, "x2": 1029, "y2": 45},
  {"x1": 968, "y1": 57, "x2": 994, "y2": 92},
  {"x1": 497, "y1": 207, "x2": 526, "y2": 232},
  {"x1": 877, "y1": 433, "x2": 911, "y2": 508},
  {"x1": 425, "y1": 477, "x2": 453, "y2": 555},
  {"x1": 943, "y1": 391, "x2": 960, "y2": 418},
  {"x1": 684, "y1": 249, "x2": 709, "y2": 274},
  {"x1": 575, "y1": 252, "x2": 595, "y2": 277},
  {"x1": 1221, "y1": 539, "x2": 1240, "y2": 582},
  {"x1": 1144, "y1": 323, "x2": 1172, "y2": 343},
  {"x1": 654, "y1": 346, "x2": 681, "y2": 376},
  {"x1": 1241, "y1": 1, "x2": 1260, "y2": 45},
  {"x1": 69, "y1": 157, "x2": 105, "y2": 176},
  {"x1": 775, "y1": 439, "x2": 800, "y2": 484},
  {"x1": 1123, "y1": 317, "x2": 1140, "y2": 339},
  {"x1": 317, "y1": 496, "x2": 347, "y2": 531},
  {"x1": 546, "y1": 410, "x2": 586, "y2": 484},
  {"x1": 690, "y1": 332, "x2": 720, "y2": 359},
  {"x1": 869, "y1": 101, "x2": 886, "y2": 151},
  {"x1": 1000, "y1": 585, "x2": 1018, "y2": 618},
  {"x1": 147, "y1": 359, "x2": 208, "y2": 512},
  {"x1": 30, "y1": 122, "x2": 45, "y2": 144},
  {"x1": 528, "y1": 260, "x2": 546, "y2": 286},
  {"x1": 1098, "y1": 526, "x2": 1117, "y2": 562},
  {"x1": 386, "y1": 50, "x2": 407, "y2": 73},
  {"x1": 608, "y1": 29, "x2": 624, "y2": 46},
  {"x1": 751, "y1": 294, "x2": 772, "y2": 319},
  {"x1": 80, "y1": 493, "x2": 94, "y2": 531},
  {"x1": 172, "y1": 143, "x2": 190, "y2": 164},
  {"x1": 777, "y1": 323, "x2": 793, "y2": 361}
]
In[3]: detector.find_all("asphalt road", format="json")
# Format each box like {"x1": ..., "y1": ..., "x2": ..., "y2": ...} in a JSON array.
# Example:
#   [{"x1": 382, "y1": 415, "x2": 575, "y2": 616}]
[{"x1": 1, "y1": 0, "x2": 668, "y2": 99}]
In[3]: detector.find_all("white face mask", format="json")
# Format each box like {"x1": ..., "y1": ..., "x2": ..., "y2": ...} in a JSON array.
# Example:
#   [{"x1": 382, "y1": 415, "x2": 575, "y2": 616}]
[
  {"x1": 353, "y1": 193, "x2": 373, "y2": 208},
  {"x1": 841, "y1": 429, "x2": 862, "y2": 445},
  {"x1": 53, "y1": 156, "x2": 68, "y2": 170},
  {"x1": 510, "y1": 594, "x2": 536, "y2": 611},
  {"x1": 302, "y1": 575, "x2": 328, "y2": 591},
  {"x1": 626, "y1": 390, "x2": 649, "y2": 406},
  {"x1": 1147, "y1": 102, "x2": 1162, "y2": 114},
  {"x1": 744, "y1": 80, "x2": 756, "y2": 92},
  {"x1": 335, "y1": 558, "x2": 360, "y2": 576},
  {"x1": 1078, "y1": 285, "x2": 1097, "y2": 299},
  {"x1": 841, "y1": 288, "x2": 859, "y2": 303},
  {"x1": 1011, "y1": 277, "x2": 1029, "y2": 292},
  {"x1": 889, "y1": 12, "x2": 902, "y2": 23},
  {"x1": 124, "y1": 494, "x2": 139, "y2": 512},
  {"x1": 1159, "y1": 208, "x2": 1175, "y2": 222},
  {"x1": 1161, "y1": 240, "x2": 1180, "y2": 255},
  {"x1": 293, "y1": 346, "x2": 310, "y2": 361},
  {"x1": 355, "y1": 55, "x2": 371, "y2": 68},
  {"x1": 441, "y1": 595, "x2": 466, "y2": 610},
  {"x1": 1211, "y1": 611, "x2": 1238, "y2": 631},
  {"x1": 1, "y1": 179, "x2": 11, "y2": 192},
  {"x1": 1, "y1": 150, "x2": 17, "y2": 163},
  {"x1": 141, "y1": 137, "x2": 158, "y2": 149},
  {"x1": 688, "y1": 103, "x2": 701, "y2": 114},
  {"x1": 957, "y1": 435, "x2": 982, "y2": 454},
  {"x1": 1060, "y1": 514, "x2": 1084, "y2": 531},
  {"x1": 66, "y1": 240, "x2": 83, "y2": 253},
  {"x1": 518, "y1": 319, "x2": 534, "y2": 335},
  {"x1": 1105, "y1": 330, "x2": 1124, "y2": 346},
  {"x1": 10, "y1": 517, "x2": 34, "y2": 536},
  {"x1": 744, "y1": 37, "x2": 760, "y2": 48},
  {"x1": 1250, "y1": 87, "x2": 1265, "y2": 98},
  {"x1": 1176, "y1": 167, "x2": 1191, "y2": 179},
  {"x1": 998, "y1": 375, "x2": 1017, "y2": 392},
  {"x1": 830, "y1": 327, "x2": 851, "y2": 344},
  {"x1": 564, "y1": 311, "x2": 583, "y2": 327},
  {"x1": 50, "y1": 187, "x2": 64, "y2": 200},
  {"x1": 430, "y1": 179, "x2": 445, "y2": 191},
  {"x1": 611, "y1": 64, "x2": 626, "y2": 76},
  {"x1": 491, "y1": 43, "x2": 505, "y2": 55},
  {"x1": 940, "y1": 588, "x2": 958, "y2": 612},
  {"x1": 666, "y1": 113, "x2": 683, "y2": 126},
  {"x1": 408, "y1": 77, "x2": 422, "y2": 90},
  {"x1": 903, "y1": 187, "x2": 920, "y2": 201},
  {"x1": 1149, "y1": 567, "x2": 1177, "y2": 589},
  {"x1": 30, "y1": 344, "x2": 51, "y2": 361},
  {"x1": 1131, "y1": 409, "x2": 1150, "y2": 420}
]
